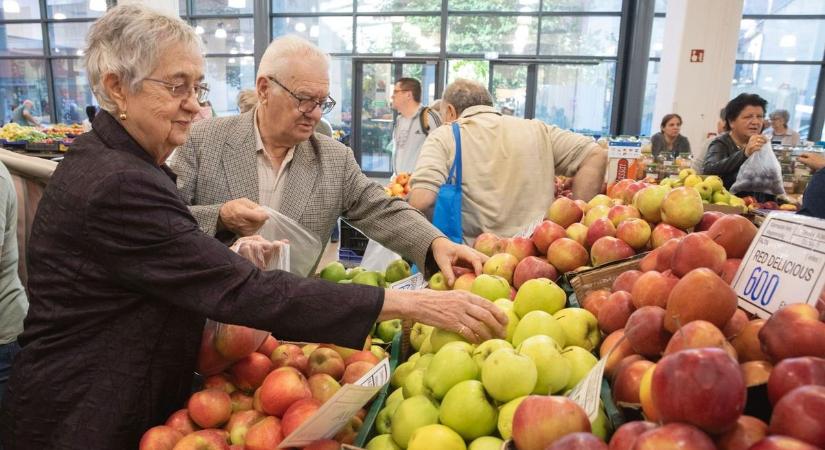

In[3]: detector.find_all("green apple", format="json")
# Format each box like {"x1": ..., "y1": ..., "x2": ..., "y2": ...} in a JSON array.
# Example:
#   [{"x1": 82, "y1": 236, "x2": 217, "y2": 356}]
[
  {"x1": 386, "y1": 387, "x2": 405, "y2": 412},
  {"x1": 429, "y1": 328, "x2": 468, "y2": 353},
  {"x1": 375, "y1": 406, "x2": 393, "y2": 434},
  {"x1": 424, "y1": 346, "x2": 478, "y2": 399},
  {"x1": 470, "y1": 274, "x2": 511, "y2": 301},
  {"x1": 684, "y1": 174, "x2": 702, "y2": 188},
  {"x1": 552, "y1": 308, "x2": 600, "y2": 351},
  {"x1": 468, "y1": 436, "x2": 504, "y2": 450},
  {"x1": 472, "y1": 339, "x2": 513, "y2": 370},
  {"x1": 591, "y1": 404, "x2": 611, "y2": 441},
  {"x1": 481, "y1": 348, "x2": 537, "y2": 403},
  {"x1": 407, "y1": 424, "x2": 466, "y2": 450},
  {"x1": 561, "y1": 345, "x2": 599, "y2": 391},
  {"x1": 513, "y1": 278, "x2": 567, "y2": 318},
  {"x1": 391, "y1": 361, "x2": 415, "y2": 389},
  {"x1": 409, "y1": 323, "x2": 434, "y2": 351},
  {"x1": 695, "y1": 182, "x2": 713, "y2": 202},
  {"x1": 428, "y1": 272, "x2": 449, "y2": 290},
  {"x1": 705, "y1": 175, "x2": 724, "y2": 192},
  {"x1": 413, "y1": 353, "x2": 433, "y2": 371},
  {"x1": 419, "y1": 334, "x2": 434, "y2": 354},
  {"x1": 516, "y1": 335, "x2": 570, "y2": 395},
  {"x1": 337, "y1": 279, "x2": 352, "y2": 284},
  {"x1": 385, "y1": 259, "x2": 412, "y2": 283},
  {"x1": 367, "y1": 434, "x2": 402, "y2": 450},
  {"x1": 678, "y1": 168, "x2": 696, "y2": 180},
  {"x1": 345, "y1": 266, "x2": 365, "y2": 279},
  {"x1": 497, "y1": 396, "x2": 527, "y2": 440},
  {"x1": 376, "y1": 319, "x2": 402, "y2": 342},
  {"x1": 493, "y1": 299, "x2": 520, "y2": 343},
  {"x1": 352, "y1": 271, "x2": 381, "y2": 286},
  {"x1": 391, "y1": 395, "x2": 440, "y2": 448},
  {"x1": 440, "y1": 341, "x2": 475, "y2": 353},
  {"x1": 439, "y1": 380, "x2": 498, "y2": 440},
  {"x1": 371, "y1": 345, "x2": 387, "y2": 361},
  {"x1": 407, "y1": 352, "x2": 421, "y2": 364},
  {"x1": 713, "y1": 189, "x2": 731, "y2": 204},
  {"x1": 402, "y1": 368, "x2": 429, "y2": 399},
  {"x1": 511, "y1": 310, "x2": 567, "y2": 348},
  {"x1": 319, "y1": 261, "x2": 347, "y2": 282}
]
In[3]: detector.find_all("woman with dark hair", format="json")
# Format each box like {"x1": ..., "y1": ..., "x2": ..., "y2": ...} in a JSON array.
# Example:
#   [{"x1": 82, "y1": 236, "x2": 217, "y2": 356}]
[
  {"x1": 651, "y1": 113, "x2": 690, "y2": 160},
  {"x1": 703, "y1": 93, "x2": 770, "y2": 193}
]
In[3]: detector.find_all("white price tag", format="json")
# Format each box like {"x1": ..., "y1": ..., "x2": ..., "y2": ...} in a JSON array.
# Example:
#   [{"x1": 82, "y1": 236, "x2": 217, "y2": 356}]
[
  {"x1": 389, "y1": 272, "x2": 426, "y2": 290},
  {"x1": 567, "y1": 356, "x2": 606, "y2": 422},
  {"x1": 279, "y1": 359, "x2": 391, "y2": 448},
  {"x1": 607, "y1": 141, "x2": 642, "y2": 159},
  {"x1": 732, "y1": 212, "x2": 825, "y2": 318}
]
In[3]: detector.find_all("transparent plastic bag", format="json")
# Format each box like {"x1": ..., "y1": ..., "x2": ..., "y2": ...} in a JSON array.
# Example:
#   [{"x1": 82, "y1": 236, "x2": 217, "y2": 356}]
[
  {"x1": 195, "y1": 236, "x2": 288, "y2": 376},
  {"x1": 256, "y1": 206, "x2": 322, "y2": 277},
  {"x1": 731, "y1": 143, "x2": 785, "y2": 196}
]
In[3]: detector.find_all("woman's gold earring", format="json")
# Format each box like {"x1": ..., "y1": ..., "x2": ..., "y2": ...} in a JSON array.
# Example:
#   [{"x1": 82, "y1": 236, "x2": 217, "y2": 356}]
[{"x1": 119, "y1": 112, "x2": 127, "y2": 120}]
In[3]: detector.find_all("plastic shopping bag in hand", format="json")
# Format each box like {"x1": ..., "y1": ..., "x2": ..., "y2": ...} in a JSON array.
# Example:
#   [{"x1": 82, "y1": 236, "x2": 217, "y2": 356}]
[
  {"x1": 195, "y1": 236, "x2": 287, "y2": 376},
  {"x1": 256, "y1": 206, "x2": 322, "y2": 277},
  {"x1": 730, "y1": 142, "x2": 785, "y2": 196}
]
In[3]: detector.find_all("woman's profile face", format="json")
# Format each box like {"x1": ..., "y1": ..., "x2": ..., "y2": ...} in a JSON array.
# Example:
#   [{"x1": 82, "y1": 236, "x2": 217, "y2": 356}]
[{"x1": 663, "y1": 117, "x2": 681, "y2": 138}]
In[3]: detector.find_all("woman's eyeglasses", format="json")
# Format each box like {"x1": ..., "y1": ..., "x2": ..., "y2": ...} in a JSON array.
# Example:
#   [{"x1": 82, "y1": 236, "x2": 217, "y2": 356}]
[{"x1": 144, "y1": 78, "x2": 210, "y2": 104}]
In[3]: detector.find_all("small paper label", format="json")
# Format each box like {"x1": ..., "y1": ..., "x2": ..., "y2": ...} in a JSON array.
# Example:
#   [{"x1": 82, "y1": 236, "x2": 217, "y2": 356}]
[
  {"x1": 389, "y1": 273, "x2": 426, "y2": 290},
  {"x1": 279, "y1": 359, "x2": 391, "y2": 448},
  {"x1": 567, "y1": 356, "x2": 607, "y2": 422},
  {"x1": 731, "y1": 212, "x2": 825, "y2": 318}
]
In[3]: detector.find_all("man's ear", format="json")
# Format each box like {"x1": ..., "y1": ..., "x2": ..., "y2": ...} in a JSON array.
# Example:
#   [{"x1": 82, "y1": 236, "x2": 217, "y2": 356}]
[
  {"x1": 256, "y1": 77, "x2": 269, "y2": 105},
  {"x1": 103, "y1": 72, "x2": 129, "y2": 113}
]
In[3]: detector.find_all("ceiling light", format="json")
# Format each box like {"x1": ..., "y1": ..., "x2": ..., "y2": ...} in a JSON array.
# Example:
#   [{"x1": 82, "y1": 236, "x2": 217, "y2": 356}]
[
  {"x1": 234, "y1": 35, "x2": 245, "y2": 43},
  {"x1": 215, "y1": 25, "x2": 227, "y2": 39},
  {"x1": 230, "y1": 48, "x2": 238, "y2": 54},
  {"x1": 310, "y1": 25, "x2": 319, "y2": 38},
  {"x1": 228, "y1": 57, "x2": 236, "y2": 64},
  {"x1": 89, "y1": 0, "x2": 107, "y2": 12},
  {"x1": 76, "y1": 49, "x2": 84, "y2": 56},
  {"x1": 2, "y1": 0, "x2": 20, "y2": 14},
  {"x1": 195, "y1": 26, "x2": 205, "y2": 35},
  {"x1": 779, "y1": 34, "x2": 797, "y2": 48},
  {"x1": 294, "y1": 22, "x2": 307, "y2": 32},
  {"x1": 54, "y1": 12, "x2": 67, "y2": 20},
  {"x1": 227, "y1": 0, "x2": 246, "y2": 8}
]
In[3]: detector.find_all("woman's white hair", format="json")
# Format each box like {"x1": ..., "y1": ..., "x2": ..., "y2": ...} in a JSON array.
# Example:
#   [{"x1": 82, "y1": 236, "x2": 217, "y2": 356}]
[
  {"x1": 84, "y1": 4, "x2": 202, "y2": 112},
  {"x1": 257, "y1": 35, "x2": 330, "y2": 81}
]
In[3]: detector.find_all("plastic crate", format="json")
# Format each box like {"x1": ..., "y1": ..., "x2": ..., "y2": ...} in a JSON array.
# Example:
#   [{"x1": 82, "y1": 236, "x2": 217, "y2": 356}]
[
  {"x1": 354, "y1": 330, "x2": 402, "y2": 447},
  {"x1": 339, "y1": 220, "x2": 369, "y2": 256},
  {"x1": 338, "y1": 248, "x2": 363, "y2": 266}
]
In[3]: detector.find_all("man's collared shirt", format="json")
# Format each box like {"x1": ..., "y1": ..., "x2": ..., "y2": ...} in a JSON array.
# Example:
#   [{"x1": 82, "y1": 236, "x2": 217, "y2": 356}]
[{"x1": 254, "y1": 110, "x2": 295, "y2": 211}]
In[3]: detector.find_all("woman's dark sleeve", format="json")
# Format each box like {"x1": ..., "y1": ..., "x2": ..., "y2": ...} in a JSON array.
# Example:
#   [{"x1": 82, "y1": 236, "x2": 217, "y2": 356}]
[
  {"x1": 703, "y1": 140, "x2": 747, "y2": 177},
  {"x1": 650, "y1": 133, "x2": 664, "y2": 157},
  {"x1": 798, "y1": 170, "x2": 825, "y2": 219},
  {"x1": 84, "y1": 169, "x2": 383, "y2": 349}
]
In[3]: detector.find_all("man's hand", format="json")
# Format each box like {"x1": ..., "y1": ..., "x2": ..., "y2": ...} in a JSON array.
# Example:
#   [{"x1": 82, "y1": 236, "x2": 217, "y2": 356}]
[
  {"x1": 799, "y1": 152, "x2": 825, "y2": 171},
  {"x1": 430, "y1": 237, "x2": 488, "y2": 287},
  {"x1": 218, "y1": 198, "x2": 269, "y2": 236}
]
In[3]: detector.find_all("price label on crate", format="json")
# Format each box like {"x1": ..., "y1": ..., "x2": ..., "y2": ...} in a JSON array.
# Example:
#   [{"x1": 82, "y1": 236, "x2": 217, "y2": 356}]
[
  {"x1": 607, "y1": 141, "x2": 642, "y2": 159},
  {"x1": 732, "y1": 212, "x2": 825, "y2": 318},
  {"x1": 389, "y1": 272, "x2": 426, "y2": 290},
  {"x1": 567, "y1": 356, "x2": 606, "y2": 422}
]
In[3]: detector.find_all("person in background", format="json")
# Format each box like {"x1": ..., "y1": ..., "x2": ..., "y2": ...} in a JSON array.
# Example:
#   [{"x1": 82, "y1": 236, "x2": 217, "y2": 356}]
[
  {"x1": 0, "y1": 161, "x2": 26, "y2": 410},
  {"x1": 500, "y1": 105, "x2": 515, "y2": 116},
  {"x1": 0, "y1": 7, "x2": 505, "y2": 449},
  {"x1": 10, "y1": 101, "x2": 39, "y2": 128},
  {"x1": 81, "y1": 105, "x2": 98, "y2": 132},
  {"x1": 797, "y1": 152, "x2": 825, "y2": 219},
  {"x1": 765, "y1": 109, "x2": 800, "y2": 146},
  {"x1": 192, "y1": 100, "x2": 214, "y2": 123},
  {"x1": 237, "y1": 89, "x2": 258, "y2": 113},
  {"x1": 703, "y1": 93, "x2": 769, "y2": 191},
  {"x1": 391, "y1": 77, "x2": 442, "y2": 174},
  {"x1": 651, "y1": 113, "x2": 691, "y2": 160},
  {"x1": 408, "y1": 79, "x2": 607, "y2": 243}
]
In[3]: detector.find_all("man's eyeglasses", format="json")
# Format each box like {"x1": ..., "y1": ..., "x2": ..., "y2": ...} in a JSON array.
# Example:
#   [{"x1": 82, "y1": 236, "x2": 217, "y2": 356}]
[
  {"x1": 267, "y1": 76, "x2": 336, "y2": 115},
  {"x1": 144, "y1": 78, "x2": 209, "y2": 104}
]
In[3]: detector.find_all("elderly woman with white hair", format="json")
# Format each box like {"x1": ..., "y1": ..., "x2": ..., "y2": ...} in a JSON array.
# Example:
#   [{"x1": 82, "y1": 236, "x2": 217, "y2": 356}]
[
  {"x1": 0, "y1": 6, "x2": 505, "y2": 449},
  {"x1": 766, "y1": 109, "x2": 800, "y2": 146}
]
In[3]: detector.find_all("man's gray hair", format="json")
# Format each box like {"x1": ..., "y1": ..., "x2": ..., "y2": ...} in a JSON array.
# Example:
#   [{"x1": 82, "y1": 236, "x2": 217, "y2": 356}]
[
  {"x1": 257, "y1": 35, "x2": 330, "y2": 81},
  {"x1": 769, "y1": 109, "x2": 790, "y2": 125},
  {"x1": 442, "y1": 79, "x2": 493, "y2": 116},
  {"x1": 84, "y1": 4, "x2": 202, "y2": 112}
]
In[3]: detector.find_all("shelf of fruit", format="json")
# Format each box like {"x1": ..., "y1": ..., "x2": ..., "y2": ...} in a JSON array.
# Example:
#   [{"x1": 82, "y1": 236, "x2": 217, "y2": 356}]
[
  {"x1": 384, "y1": 172, "x2": 411, "y2": 198},
  {"x1": 1, "y1": 123, "x2": 83, "y2": 152}
]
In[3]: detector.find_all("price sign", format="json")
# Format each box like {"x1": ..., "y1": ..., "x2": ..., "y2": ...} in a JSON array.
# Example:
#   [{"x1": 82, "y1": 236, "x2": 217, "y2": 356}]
[
  {"x1": 607, "y1": 141, "x2": 642, "y2": 184},
  {"x1": 389, "y1": 272, "x2": 426, "y2": 290},
  {"x1": 567, "y1": 356, "x2": 606, "y2": 421},
  {"x1": 732, "y1": 212, "x2": 825, "y2": 318}
]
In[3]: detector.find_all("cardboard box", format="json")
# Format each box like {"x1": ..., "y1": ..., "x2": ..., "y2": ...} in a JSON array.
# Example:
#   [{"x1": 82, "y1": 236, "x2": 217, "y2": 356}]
[
  {"x1": 566, "y1": 253, "x2": 647, "y2": 301},
  {"x1": 703, "y1": 203, "x2": 745, "y2": 215}
]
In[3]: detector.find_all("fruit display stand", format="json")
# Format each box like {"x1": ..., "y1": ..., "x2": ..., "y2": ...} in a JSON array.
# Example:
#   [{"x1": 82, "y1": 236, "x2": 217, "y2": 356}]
[
  {"x1": 565, "y1": 254, "x2": 646, "y2": 304},
  {"x1": 353, "y1": 331, "x2": 402, "y2": 447}
]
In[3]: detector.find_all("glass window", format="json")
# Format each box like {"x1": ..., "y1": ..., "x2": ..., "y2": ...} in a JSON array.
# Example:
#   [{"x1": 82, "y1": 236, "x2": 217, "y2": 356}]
[
  {"x1": 356, "y1": 16, "x2": 440, "y2": 54},
  {"x1": 359, "y1": 62, "x2": 393, "y2": 172},
  {"x1": 738, "y1": 19, "x2": 825, "y2": 62},
  {"x1": 743, "y1": 0, "x2": 825, "y2": 15},
  {"x1": 491, "y1": 64, "x2": 528, "y2": 118},
  {"x1": 204, "y1": 56, "x2": 256, "y2": 117},
  {"x1": 0, "y1": 23, "x2": 44, "y2": 56},
  {"x1": 327, "y1": 56, "x2": 352, "y2": 132},
  {"x1": 193, "y1": 18, "x2": 255, "y2": 55},
  {"x1": 272, "y1": 16, "x2": 353, "y2": 54},
  {"x1": 0, "y1": 0, "x2": 41, "y2": 20},
  {"x1": 0, "y1": 59, "x2": 48, "y2": 125},
  {"x1": 49, "y1": 22, "x2": 93, "y2": 56},
  {"x1": 655, "y1": 0, "x2": 668, "y2": 13},
  {"x1": 46, "y1": 0, "x2": 104, "y2": 19},
  {"x1": 52, "y1": 58, "x2": 95, "y2": 125},
  {"x1": 447, "y1": 59, "x2": 489, "y2": 85},
  {"x1": 179, "y1": 0, "x2": 187, "y2": 16},
  {"x1": 447, "y1": 15, "x2": 537, "y2": 55},
  {"x1": 360, "y1": 0, "x2": 441, "y2": 12},
  {"x1": 650, "y1": 17, "x2": 664, "y2": 58},
  {"x1": 272, "y1": 0, "x2": 352, "y2": 13},
  {"x1": 542, "y1": 0, "x2": 621, "y2": 12},
  {"x1": 449, "y1": 0, "x2": 539, "y2": 12},
  {"x1": 192, "y1": 0, "x2": 254, "y2": 15},
  {"x1": 641, "y1": 60, "x2": 660, "y2": 136},
  {"x1": 732, "y1": 62, "x2": 820, "y2": 137},
  {"x1": 402, "y1": 63, "x2": 437, "y2": 106},
  {"x1": 539, "y1": 16, "x2": 620, "y2": 56},
  {"x1": 535, "y1": 61, "x2": 615, "y2": 134}
]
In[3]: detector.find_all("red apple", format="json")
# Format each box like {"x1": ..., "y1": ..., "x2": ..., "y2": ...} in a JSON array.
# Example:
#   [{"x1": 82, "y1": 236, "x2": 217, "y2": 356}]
[
  {"x1": 721, "y1": 258, "x2": 742, "y2": 285},
  {"x1": 722, "y1": 309, "x2": 749, "y2": 340},
  {"x1": 140, "y1": 425, "x2": 183, "y2": 450},
  {"x1": 453, "y1": 272, "x2": 477, "y2": 291},
  {"x1": 547, "y1": 197, "x2": 584, "y2": 228},
  {"x1": 566, "y1": 223, "x2": 589, "y2": 247},
  {"x1": 650, "y1": 223, "x2": 686, "y2": 249},
  {"x1": 625, "y1": 306, "x2": 671, "y2": 357},
  {"x1": 608, "y1": 178, "x2": 634, "y2": 200},
  {"x1": 608, "y1": 421, "x2": 658, "y2": 450},
  {"x1": 342, "y1": 361, "x2": 376, "y2": 384},
  {"x1": 608, "y1": 205, "x2": 642, "y2": 227},
  {"x1": 631, "y1": 271, "x2": 677, "y2": 309},
  {"x1": 281, "y1": 398, "x2": 322, "y2": 438},
  {"x1": 214, "y1": 324, "x2": 259, "y2": 360},
  {"x1": 512, "y1": 396, "x2": 591, "y2": 450},
  {"x1": 767, "y1": 356, "x2": 825, "y2": 405},
  {"x1": 732, "y1": 319, "x2": 769, "y2": 362},
  {"x1": 188, "y1": 389, "x2": 232, "y2": 429},
  {"x1": 165, "y1": 409, "x2": 199, "y2": 436},
  {"x1": 769, "y1": 385, "x2": 825, "y2": 447},
  {"x1": 652, "y1": 348, "x2": 746, "y2": 434},
  {"x1": 715, "y1": 415, "x2": 768, "y2": 450},
  {"x1": 257, "y1": 334, "x2": 279, "y2": 357},
  {"x1": 513, "y1": 256, "x2": 559, "y2": 289},
  {"x1": 615, "y1": 218, "x2": 652, "y2": 251},
  {"x1": 749, "y1": 435, "x2": 822, "y2": 450},
  {"x1": 259, "y1": 366, "x2": 311, "y2": 417},
  {"x1": 545, "y1": 432, "x2": 608, "y2": 450},
  {"x1": 230, "y1": 391, "x2": 253, "y2": 412},
  {"x1": 547, "y1": 238, "x2": 589, "y2": 274},
  {"x1": 671, "y1": 232, "x2": 727, "y2": 277},
  {"x1": 600, "y1": 330, "x2": 637, "y2": 381},
  {"x1": 742, "y1": 360, "x2": 773, "y2": 387},
  {"x1": 632, "y1": 423, "x2": 716, "y2": 450},
  {"x1": 531, "y1": 220, "x2": 567, "y2": 254},
  {"x1": 474, "y1": 232, "x2": 501, "y2": 257},
  {"x1": 581, "y1": 289, "x2": 611, "y2": 318},
  {"x1": 638, "y1": 249, "x2": 657, "y2": 272},
  {"x1": 303, "y1": 440, "x2": 341, "y2": 450},
  {"x1": 344, "y1": 350, "x2": 380, "y2": 367},
  {"x1": 243, "y1": 416, "x2": 283, "y2": 450},
  {"x1": 664, "y1": 268, "x2": 738, "y2": 333},
  {"x1": 598, "y1": 291, "x2": 635, "y2": 334},
  {"x1": 653, "y1": 238, "x2": 681, "y2": 272},
  {"x1": 759, "y1": 304, "x2": 825, "y2": 362},
  {"x1": 586, "y1": 218, "x2": 617, "y2": 248},
  {"x1": 225, "y1": 410, "x2": 265, "y2": 446},
  {"x1": 307, "y1": 373, "x2": 341, "y2": 404},
  {"x1": 505, "y1": 236, "x2": 538, "y2": 261},
  {"x1": 613, "y1": 359, "x2": 654, "y2": 405},
  {"x1": 664, "y1": 320, "x2": 728, "y2": 355},
  {"x1": 591, "y1": 236, "x2": 635, "y2": 267},
  {"x1": 483, "y1": 252, "x2": 519, "y2": 284},
  {"x1": 306, "y1": 347, "x2": 345, "y2": 380},
  {"x1": 170, "y1": 429, "x2": 229, "y2": 450},
  {"x1": 230, "y1": 352, "x2": 273, "y2": 392},
  {"x1": 695, "y1": 211, "x2": 724, "y2": 232},
  {"x1": 203, "y1": 374, "x2": 236, "y2": 394},
  {"x1": 707, "y1": 214, "x2": 758, "y2": 259},
  {"x1": 270, "y1": 343, "x2": 308, "y2": 373}
]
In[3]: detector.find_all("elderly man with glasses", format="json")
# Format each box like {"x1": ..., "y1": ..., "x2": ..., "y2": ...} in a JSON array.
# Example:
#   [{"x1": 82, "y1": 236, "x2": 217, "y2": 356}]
[{"x1": 172, "y1": 35, "x2": 484, "y2": 283}]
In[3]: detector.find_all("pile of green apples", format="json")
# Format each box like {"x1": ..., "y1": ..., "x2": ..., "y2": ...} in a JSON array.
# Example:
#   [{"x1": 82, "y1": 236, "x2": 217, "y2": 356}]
[
  {"x1": 365, "y1": 276, "x2": 613, "y2": 450},
  {"x1": 318, "y1": 259, "x2": 412, "y2": 288}
]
